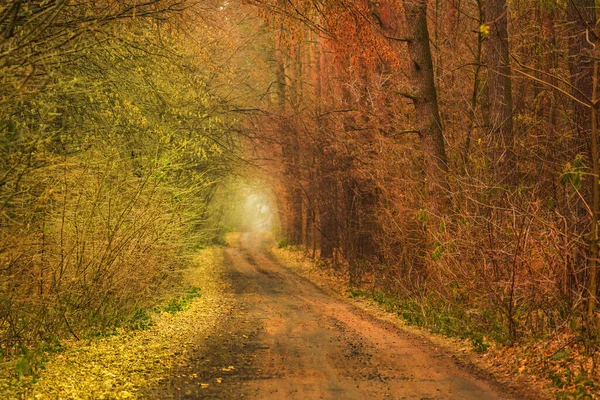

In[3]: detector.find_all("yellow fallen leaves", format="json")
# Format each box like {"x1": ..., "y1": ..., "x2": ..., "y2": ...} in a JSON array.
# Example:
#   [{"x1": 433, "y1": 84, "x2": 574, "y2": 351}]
[{"x1": 0, "y1": 248, "x2": 233, "y2": 400}]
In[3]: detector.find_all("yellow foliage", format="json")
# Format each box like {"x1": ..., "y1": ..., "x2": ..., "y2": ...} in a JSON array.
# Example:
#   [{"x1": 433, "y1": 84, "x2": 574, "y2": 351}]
[{"x1": 479, "y1": 24, "x2": 490, "y2": 37}]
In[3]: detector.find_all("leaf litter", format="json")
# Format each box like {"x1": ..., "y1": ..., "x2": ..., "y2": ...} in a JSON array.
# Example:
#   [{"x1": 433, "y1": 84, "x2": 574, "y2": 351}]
[{"x1": 0, "y1": 247, "x2": 233, "y2": 400}]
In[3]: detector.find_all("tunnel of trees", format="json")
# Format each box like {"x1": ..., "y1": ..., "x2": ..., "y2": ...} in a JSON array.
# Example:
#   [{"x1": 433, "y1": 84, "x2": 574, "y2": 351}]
[{"x1": 1, "y1": 0, "x2": 600, "y2": 370}]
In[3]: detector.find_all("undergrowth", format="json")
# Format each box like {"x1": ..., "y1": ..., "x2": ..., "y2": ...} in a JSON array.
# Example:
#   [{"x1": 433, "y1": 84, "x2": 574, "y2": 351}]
[
  {"x1": 13, "y1": 340, "x2": 64, "y2": 382},
  {"x1": 0, "y1": 245, "x2": 230, "y2": 399},
  {"x1": 162, "y1": 286, "x2": 202, "y2": 314},
  {"x1": 1, "y1": 264, "x2": 208, "y2": 393},
  {"x1": 347, "y1": 288, "x2": 494, "y2": 353}
]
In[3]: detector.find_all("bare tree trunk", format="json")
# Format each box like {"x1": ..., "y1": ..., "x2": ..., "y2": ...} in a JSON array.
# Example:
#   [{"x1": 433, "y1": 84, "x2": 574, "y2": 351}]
[
  {"x1": 566, "y1": 0, "x2": 596, "y2": 149},
  {"x1": 319, "y1": 166, "x2": 337, "y2": 259},
  {"x1": 566, "y1": 0, "x2": 599, "y2": 329},
  {"x1": 375, "y1": 0, "x2": 450, "y2": 218},
  {"x1": 274, "y1": 5, "x2": 304, "y2": 245},
  {"x1": 486, "y1": 0, "x2": 515, "y2": 184},
  {"x1": 288, "y1": 36, "x2": 304, "y2": 245},
  {"x1": 403, "y1": 0, "x2": 451, "y2": 217},
  {"x1": 461, "y1": 0, "x2": 484, "y2": 175},
  {"x1": 313, "y1": 28, "x2": 338, "y2": 260},
  {"x1": 589, "y1": 50, "x2": 599, "y2": 328}
]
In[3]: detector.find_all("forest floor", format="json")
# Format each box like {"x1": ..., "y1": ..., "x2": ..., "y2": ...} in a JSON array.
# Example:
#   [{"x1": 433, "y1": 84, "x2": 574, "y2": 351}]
[{"x1": 2, "y1": 232, "x2": 549, "y2": 399}]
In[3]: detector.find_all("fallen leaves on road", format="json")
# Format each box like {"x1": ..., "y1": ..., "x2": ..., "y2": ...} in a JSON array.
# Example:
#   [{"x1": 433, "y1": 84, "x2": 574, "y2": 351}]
[{"x1": 0, "y1": 247, "x2": 232, "y2": 400}]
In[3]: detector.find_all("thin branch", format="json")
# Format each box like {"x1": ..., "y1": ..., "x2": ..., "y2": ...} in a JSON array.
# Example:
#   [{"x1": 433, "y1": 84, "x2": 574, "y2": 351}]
[
  {"x1": 395, "y1": 91, "x2": 418, "y2": 102},
  {"x1": 384, "y1": 35, "x2": 411, "y2": 43},
  {"x1": 510, "y1": 54, "x2": 591, "y2": 109},
  {"x1": 391, "y1": 129, "x2": 420, "y2": 137}
]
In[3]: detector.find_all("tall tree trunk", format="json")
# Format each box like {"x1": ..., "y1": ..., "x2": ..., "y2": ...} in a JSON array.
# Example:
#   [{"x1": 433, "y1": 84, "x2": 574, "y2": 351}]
[
  {"x1": 566, "y1": 0, "x2": 596, "y2": 149},
  {"x1": 288, "y1": 33, "x2": 304, "y2": 245},
  {"x1": 375, "y1": 0, "x2": 451, "y2": 218},
  {"x1": 289, "y1": 186, "x2": 303, "y2": 245},
  {"x1": 461, "y1": 0, "x2": 484, "y2": 175},
  {"x1": 486, "y1": 0, "x2": 515, "y2": 184},
  {"x1": 403, "y1": 0, "x2": 451, "y2": 217},
  {"x1": 275, "y1": 7, "x2": 304, "y2": 245},
  {"x1": 319, "y1": 163, "x2": 337, "y2": 259},
  {"x1": 314, "y1": 29, "x2": 338, "y2": 260},
  {"x1": 589, "y1": 50, "x2": 599, "y2": 329},
  {"x1": 566, "y1": 0, "x2": 599, "y2": 329},
  {"x1": 536, "y1": 2, "x2": 558, "y2": 127}
]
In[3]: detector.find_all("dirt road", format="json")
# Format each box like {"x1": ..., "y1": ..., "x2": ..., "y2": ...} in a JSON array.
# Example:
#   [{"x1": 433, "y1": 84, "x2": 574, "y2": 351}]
[{"x1": 148, "y1": 233, "x2": 514, "y2": 399}]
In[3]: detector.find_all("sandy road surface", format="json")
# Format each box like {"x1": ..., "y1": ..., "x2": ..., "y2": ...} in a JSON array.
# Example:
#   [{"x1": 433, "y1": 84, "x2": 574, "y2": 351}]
[{"x1": 148, "y1": 233, "x2": 514, "y2": 400}]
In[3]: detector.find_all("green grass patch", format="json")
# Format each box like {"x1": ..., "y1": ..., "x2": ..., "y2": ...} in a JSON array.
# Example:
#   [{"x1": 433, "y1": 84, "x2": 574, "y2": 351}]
[
  {"x1": 162, "y1": 286, "x2": 202, "y2": 314},
  {"x1": 347, "y1": 288, "x2": 365, "y2": 298},
  {"x1": 554, "y1": 369, "x2": 598, "y2": 398},
  {"x1": 13, "y1": 339, "x2": 64, "y2": 380},
  {"x1": 364, "y1": 290, "x2": 495, "y2": 353},
  {"x1": 127, "y1": 308, "x2": 154, "y2": 331}
]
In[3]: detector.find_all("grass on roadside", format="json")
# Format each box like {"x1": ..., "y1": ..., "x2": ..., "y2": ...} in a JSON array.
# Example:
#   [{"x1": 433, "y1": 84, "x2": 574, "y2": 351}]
[{"x1": 269, "y1": 244, "x2": 493, "y2": 352}]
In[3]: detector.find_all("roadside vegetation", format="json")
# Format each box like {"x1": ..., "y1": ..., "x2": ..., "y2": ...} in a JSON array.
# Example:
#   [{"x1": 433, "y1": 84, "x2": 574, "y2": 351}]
[
  {"x1": 0, "y1": 248, "x2": 231, "y2": 399},
  {"x1": 0, "y1": 0, "x2": 244, "y2": 388}
]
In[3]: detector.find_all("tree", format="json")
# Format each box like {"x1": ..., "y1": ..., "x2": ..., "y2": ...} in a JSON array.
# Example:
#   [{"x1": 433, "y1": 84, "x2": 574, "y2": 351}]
[
  {"x1": 485, "y1": 0, "x2": 515, "y2": 183},
  {"x1": 564, "y1": 0, "x2": 599, "y2": 329},
  {"x1": 376, "y1": 0, "x2": 451, "y2": 217}
]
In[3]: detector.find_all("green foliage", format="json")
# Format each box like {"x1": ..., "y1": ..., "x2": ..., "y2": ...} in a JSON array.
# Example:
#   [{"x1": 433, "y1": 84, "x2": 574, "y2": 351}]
[
  {"x1": 14, "y1": 340, "x2": 63, "y2": 379},
  {"x1": 373, "y1": 291, "x2": 386, "y2": 304},
  {"x1": 347, "y1": 288, "x2": 365, "y2": 298},
  {"x1": 553, "y1": 369, "x2": 598, "y2": 398},
  {"x1": 128, "y1": 309, "x2": 154, "y2": 331},
  {"x1": 431, "y1": 241, "x2": 445, "y2": 262},
  {"x1": 551, "y1": 349, "x2": 570, "y2": 361},
  {"x1": 14, "y1": 356, "x2": 34, "y2": 380},
  {"x1": 417, "y1": 209, "x2": 428, "y2": 228},
  {"x1": 163, "y1": 287, "x2": 202, "y2": 315},
  {"x1": 470, "y1": 334, "x2": 490, "y2": 353},
  {"x1": 366, "y1": 290, "x2": 497, "y2": 353},
  {"x1": 562, "y1": 155, "x2": 587, "y2": 190},
  {"x1": 438, "y1": 219, "x2": 446, "y2": 233}
]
